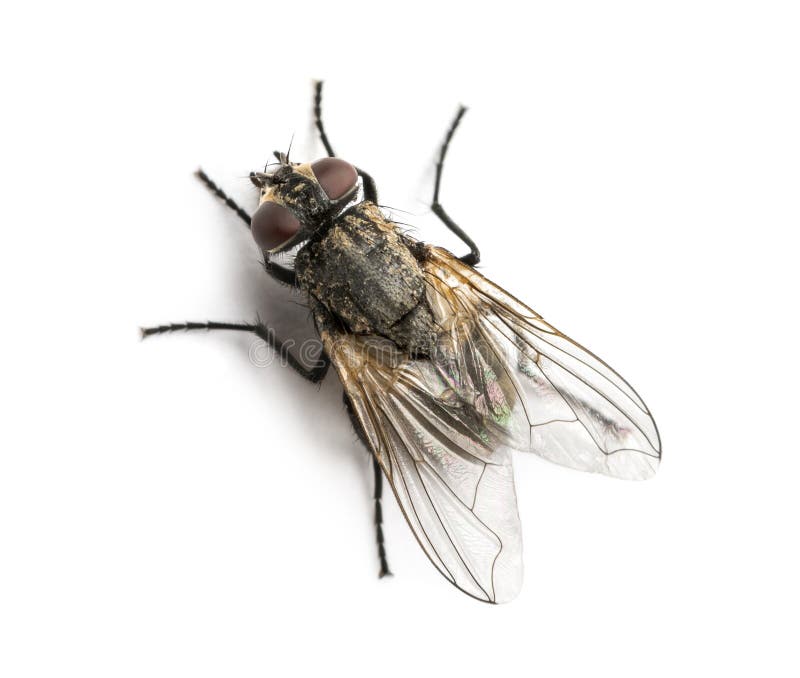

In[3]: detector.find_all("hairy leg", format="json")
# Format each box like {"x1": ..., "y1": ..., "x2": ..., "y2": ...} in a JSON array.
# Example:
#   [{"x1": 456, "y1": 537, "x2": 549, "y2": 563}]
[
  {"x1": 344, "y1": 393, "x2": 392, "y2": 578},
  {"x1": 195, "y1": 169, "x2": 297, "y2": 285},
  {"x1": 431, "y1": 107, "x2": 480, "y2": 265},
  {"x1": 141, "y1": 321, "x2": 330, "y2": 383}
]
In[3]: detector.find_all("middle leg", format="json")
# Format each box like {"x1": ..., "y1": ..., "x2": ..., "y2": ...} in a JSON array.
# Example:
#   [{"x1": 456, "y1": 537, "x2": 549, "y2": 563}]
[
  {"x1": 431, "y1": 107, "x2": 481, "y2": 266},
  {"x1": 141, "y1": 320, "x2": 330, "y2": 383}
]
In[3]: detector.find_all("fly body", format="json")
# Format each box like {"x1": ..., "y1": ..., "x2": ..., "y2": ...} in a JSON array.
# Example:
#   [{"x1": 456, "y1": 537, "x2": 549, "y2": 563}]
[{"x1": 142, "y1": 82, "x2": 662, "y2": 603}]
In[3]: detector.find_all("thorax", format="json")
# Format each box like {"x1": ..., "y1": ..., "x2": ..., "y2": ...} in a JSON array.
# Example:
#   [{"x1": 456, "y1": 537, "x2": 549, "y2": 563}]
[{"x1": 295, "y1": 202, "x2": 435, "y2": 354}]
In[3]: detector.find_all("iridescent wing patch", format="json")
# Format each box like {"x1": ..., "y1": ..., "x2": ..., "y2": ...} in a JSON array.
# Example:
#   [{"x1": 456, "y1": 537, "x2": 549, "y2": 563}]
[{"x1": 423, "y1": 246, "x2": 662, "y2": 480}]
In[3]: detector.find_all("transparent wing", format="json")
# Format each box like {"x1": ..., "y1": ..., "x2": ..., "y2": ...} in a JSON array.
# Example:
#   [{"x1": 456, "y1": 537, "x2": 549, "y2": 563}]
[
  {"x1": 313, "y1": 244, "x2": 659, "y2": 602},
  {"x1": 315, "y1": 308, "x2": 523, "y2": 604},
  {"x1": 423, "y1": 247, "x2": 662, "y2": 480}
]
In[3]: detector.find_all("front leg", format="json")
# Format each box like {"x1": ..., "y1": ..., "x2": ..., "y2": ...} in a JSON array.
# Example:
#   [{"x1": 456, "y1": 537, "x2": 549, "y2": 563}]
[
  {"x1": 195, "y1": 169, "x2": 298, "y2": 286},
  {"x1": 263, "y1": 257, "x2": 297, "y2": 286}
]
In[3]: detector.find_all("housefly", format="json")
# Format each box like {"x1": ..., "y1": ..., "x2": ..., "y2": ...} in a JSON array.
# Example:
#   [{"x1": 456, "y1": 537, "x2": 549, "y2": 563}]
[{"x1": 141, "y1": 82, "x2": 661, "y2": 603}]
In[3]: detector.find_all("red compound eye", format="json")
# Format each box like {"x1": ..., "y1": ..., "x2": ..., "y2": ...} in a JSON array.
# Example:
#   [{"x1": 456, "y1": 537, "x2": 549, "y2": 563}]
[
  {"x1": 311, "y1": 157, "x2": 358, "y2": 200},
  {"x1": 250, "y1": 201, "x2": 301, "y2": 251}
]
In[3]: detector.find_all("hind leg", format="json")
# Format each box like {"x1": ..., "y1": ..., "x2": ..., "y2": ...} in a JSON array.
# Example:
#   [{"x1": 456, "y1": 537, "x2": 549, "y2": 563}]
[{"x1": 343, "y1": 393, "x2": 392, "y2": 578}]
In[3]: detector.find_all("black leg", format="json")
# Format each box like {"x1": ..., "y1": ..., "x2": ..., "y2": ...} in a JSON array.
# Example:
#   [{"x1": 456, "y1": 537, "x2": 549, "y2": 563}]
[
  {"x1": 432, "y1": 107, "x2": 481, "y2": 266},
  {"x1": 194, "y1": 169, "x2": 298, "y2": 286},
  {"x1": 358, "y1": 169, "x2": 379, "y2": 203},
  {"x1": 344, "y1": 393, "x2": 392, "y2": 578},
  {"x1": 372, "y1": 455, "x2": 392, "y2": 578},
  {"x1": 140, "y1": 321, "x2": 330, "y2": 383},
  {"x1": 313, "y1": 81, "x2": 336, "y2": 158},
  {"x1": 313, "y1": 81, "x2": 379, "y2": 204},
  {"x1": 356, "y1": 168, "x2": 377, "y2": 203},
  {"x1": 195, "y1": 169, "x2": 252, "y2": 228},
  {"x1": 263, "y1": 258, "x2": 297, "y2": 287}
]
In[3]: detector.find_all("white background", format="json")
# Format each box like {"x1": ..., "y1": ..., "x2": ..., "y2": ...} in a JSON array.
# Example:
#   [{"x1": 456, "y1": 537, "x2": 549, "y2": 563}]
[{"x1": 2, "y1": 1, "x2": 799, "y2": 676}]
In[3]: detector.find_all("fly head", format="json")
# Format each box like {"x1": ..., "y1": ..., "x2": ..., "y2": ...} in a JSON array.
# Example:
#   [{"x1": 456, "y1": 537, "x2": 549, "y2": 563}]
[{"x1": 249, "y1": 156, "x2": 358, "y2": 253}]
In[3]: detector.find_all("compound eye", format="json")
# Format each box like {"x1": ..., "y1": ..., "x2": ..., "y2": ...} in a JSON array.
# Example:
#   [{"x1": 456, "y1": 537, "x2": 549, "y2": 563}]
[
  {"x1": 311, "y1": 157, "x2": 358, "y2": 200},
  {"x1": 250, "y1": 201, "x2": 301, "y2": 251}
]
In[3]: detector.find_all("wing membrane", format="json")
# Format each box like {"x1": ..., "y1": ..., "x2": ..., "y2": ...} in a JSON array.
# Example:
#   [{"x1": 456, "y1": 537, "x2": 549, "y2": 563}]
[
  {"x1": 423, "y1": 247, "x2": 661, "y2": 480},
  {"x1": 314, "y1": 243, "x2": 660, "y2": 602},
  {"x1": 316, "y1": 319, "x2": 523, "y2": 604}
]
